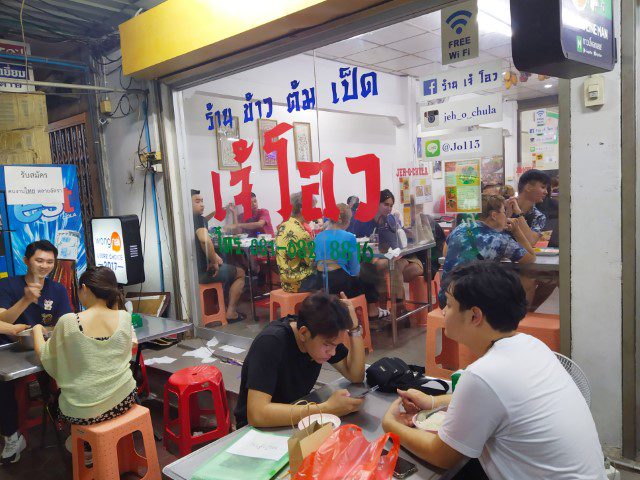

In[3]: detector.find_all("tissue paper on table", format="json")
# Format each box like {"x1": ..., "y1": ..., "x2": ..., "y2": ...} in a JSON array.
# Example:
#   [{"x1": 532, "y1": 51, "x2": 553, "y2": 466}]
[
  {"x1": 143, "y1": 356, "x2": 177, "y2": 366},
  {"x1": 384, "y1": 248, "x2": 402, "y2": 259},
  {"x1": 201, "y1": 357, "x2": 217, "y2": 364},
  {"x1": 182, "y1": 347, "x2": 212, "y2": 359},
  {"x1": 206, "y1": 337, "x2": 219, "y2": 348}
]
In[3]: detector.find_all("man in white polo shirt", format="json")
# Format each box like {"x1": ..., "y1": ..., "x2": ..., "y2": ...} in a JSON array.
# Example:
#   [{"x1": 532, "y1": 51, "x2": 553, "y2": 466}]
[{"x1": 382, "y1": 261, "x2": 606, "y2": 480}]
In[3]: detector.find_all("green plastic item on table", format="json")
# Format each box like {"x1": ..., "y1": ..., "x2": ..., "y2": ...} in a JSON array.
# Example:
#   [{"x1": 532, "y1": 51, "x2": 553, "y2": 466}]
[
  {"x1": 131, "y1": 313, "x2": 143, "y2": 329},
  {"x1": 191, "y1": 428, "x2": 290, "y2": 480}
]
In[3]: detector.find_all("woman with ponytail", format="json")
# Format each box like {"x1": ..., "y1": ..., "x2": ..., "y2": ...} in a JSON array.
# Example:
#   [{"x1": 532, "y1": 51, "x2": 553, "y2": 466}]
[{"x1": 33, "y1": 266, "x2": 137, "y2": 429}]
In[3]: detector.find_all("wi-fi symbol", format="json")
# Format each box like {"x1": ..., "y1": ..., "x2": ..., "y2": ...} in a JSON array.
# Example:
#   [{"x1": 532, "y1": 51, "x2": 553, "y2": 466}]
[{"x1": 445, "y1": 10, "x2": 473, "y2": 35}]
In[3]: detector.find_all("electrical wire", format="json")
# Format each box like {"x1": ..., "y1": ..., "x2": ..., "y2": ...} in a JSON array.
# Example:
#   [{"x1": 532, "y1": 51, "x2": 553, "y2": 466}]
[{"x1": 19, "y1": 0, "x2": 28, "y2": 75}]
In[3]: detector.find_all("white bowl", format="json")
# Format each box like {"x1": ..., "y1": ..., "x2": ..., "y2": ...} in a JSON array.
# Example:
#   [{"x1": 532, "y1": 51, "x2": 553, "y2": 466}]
[
  {"x1": 297, "y1": 413, "x2": 340, "y2": 431},
  {"x1": 412, "y1": 408, "x2": 447, "y2": 432}
]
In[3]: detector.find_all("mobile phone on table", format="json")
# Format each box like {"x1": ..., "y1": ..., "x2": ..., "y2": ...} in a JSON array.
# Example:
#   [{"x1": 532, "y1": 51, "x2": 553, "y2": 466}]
[
  {"x1": 383, "y1": 449, "x2": 418, "y2": 479},
  {"x1": 347, "y1": 384, "x2": 378, "y2": 399}
]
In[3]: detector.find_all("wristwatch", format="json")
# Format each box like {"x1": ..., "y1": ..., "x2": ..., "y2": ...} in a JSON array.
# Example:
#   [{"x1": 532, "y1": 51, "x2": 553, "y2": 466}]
[{"x1": 348, "y1": 325, "x2": 363, "y2": 337}]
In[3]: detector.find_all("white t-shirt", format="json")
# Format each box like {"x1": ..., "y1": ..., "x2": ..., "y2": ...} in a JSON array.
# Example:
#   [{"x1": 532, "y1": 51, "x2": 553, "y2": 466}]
[{"x1": 438, "y1": 334, "x2": 606, "y2": 480}]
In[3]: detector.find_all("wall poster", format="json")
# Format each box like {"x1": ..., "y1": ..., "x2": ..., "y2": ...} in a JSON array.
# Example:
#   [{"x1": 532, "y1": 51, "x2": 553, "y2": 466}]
[
  {"x1": 444, "y1": 158, "x2": 481, "y2": 214},
  {"x1": 215, "y1": 116, "x2": 240, "y2": 170},
  {"x1": 258, "y1": 119, "x2": 278, "y2": 170}
]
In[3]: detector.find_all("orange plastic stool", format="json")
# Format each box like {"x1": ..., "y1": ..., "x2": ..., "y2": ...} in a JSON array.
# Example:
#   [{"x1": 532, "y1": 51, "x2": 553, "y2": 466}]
[
  {"x1": 71, "y1": 404, "x2": 160, "y2": 480},
  {"x1": 517, "y1": 312, "x2": 560, "y2": 352},
  {"x1": 15, "y1": 374, "x2": 44, "y2": 440},
  {"x1": 199, "y1": 283, "x2": 227, "y2": 326},
  {"x1": 347, "y1": 294, "x2": 373, "y2": 353},
  {"x1": 163, "y1": 366, "x2": 230, "y2": 457},
  {"x1": 269, "y1": 289, "x2": 310, "y2": 321},
  {"x1": 425, "y1": 308, "x2": 478, "y2": 378},
  {"x1": 408, "y1": 277, "x2": 429, "y2": 326}
]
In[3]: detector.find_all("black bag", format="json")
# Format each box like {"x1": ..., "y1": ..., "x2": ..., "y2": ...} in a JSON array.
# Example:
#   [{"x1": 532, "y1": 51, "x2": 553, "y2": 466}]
[{"x1": 366, "y1": 357, "x2": 450, "y2": 396}]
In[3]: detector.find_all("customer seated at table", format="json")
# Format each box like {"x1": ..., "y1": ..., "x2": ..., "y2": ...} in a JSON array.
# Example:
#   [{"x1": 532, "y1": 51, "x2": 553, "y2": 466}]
[
  {"x1": 234, "y1": 291, "x2": 365, "y2": 428},
  {"x1": 275, "y1": 192, "x2": 316, "y2": 293},
  {"x1": 439, "y1": 194, "x2": 535, "y2": 306},
  {"x1": 192, "y1": 190, "x2": 246, "y2": 322},
  {"x1": 32, "y1": 266, "x2": 137, "y2": 463},
  {"x1": 383, "y1": 262, "x2": 606, "y2": 479},
  {"x1": 349, "y1": 189, "x2": 422, "y2": 313},
  {"x1": 507, "y1": 169, "x2": 550, "y2": 245},
  {"x1": 226, "y1": 192, "x2": 274, "y2": 237},
  {"x1": 0, "y1": 240, "x2": 72, "y2": 464},
  {"x1": 304, "y1": 203, "x2": 380, "y2": 319}
]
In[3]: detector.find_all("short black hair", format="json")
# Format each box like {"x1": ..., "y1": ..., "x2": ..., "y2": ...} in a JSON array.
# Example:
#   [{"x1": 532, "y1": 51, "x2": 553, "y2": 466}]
[
  {"x1": 296, "y1": 292, "x2": 351, "y2": 338},
  {"x1": 518, "y1": 169, "x2": 550, "y2": 193},
  {"x1": 25, "y1": 240, "x2": 58, "y2": 260},
  {"x1": 191, "y1": 189, "x2": 200, "y2": 196},
  {"x1": 250, "y1": 192, "x2": 256, "y2": 198},
  {"x1": 380, "y1": 189, "x2": 394, "y2": 204},
  {"x1": 442, "y1": 261, "x2": 527, "y2": 332}
]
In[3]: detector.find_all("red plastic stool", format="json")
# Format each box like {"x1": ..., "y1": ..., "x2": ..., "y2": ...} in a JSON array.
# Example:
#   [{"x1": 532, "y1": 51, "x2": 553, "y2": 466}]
[
  {"x1": 132, "y1": 346, "x2": 150, "y2": 398},
  {"x1": 15, "y1": 374, "x2": 44, "y2": 440},
  {"x1": 199, "y1": 283, "x2": 227, "y2": 326},
  {"x1": 71, "y1": 404, "x2": 160, "y2": 480},
  {"x1": 269, "y1": 289, "x2": 310, "y2": 321},
  {"x1": 163, "y1": 366, "x2": 230, "y2": 457}
]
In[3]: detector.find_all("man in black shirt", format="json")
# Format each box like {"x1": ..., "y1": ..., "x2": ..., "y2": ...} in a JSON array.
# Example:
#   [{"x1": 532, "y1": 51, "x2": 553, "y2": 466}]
[
  {"x1": 192, "y1": 190, "x2": 246, "y2": 322},
  {"x1": 235, "y1": 291, "x2": 366, "y2": 428}
]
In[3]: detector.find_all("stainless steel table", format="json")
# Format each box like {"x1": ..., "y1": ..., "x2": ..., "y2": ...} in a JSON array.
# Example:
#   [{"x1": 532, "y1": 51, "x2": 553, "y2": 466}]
[
  {"x1": 386, "y1": 241, "x2": 436, "y2": 345},
  {"x1": 142, "y1": 332, "x2": 343, "y2": 395},
  {"x1": 0, "y1": 315, "x2": 192, "y2": 382},
  {"x1": 162, "y1": 378, "x2": 464, "y2": 480}
]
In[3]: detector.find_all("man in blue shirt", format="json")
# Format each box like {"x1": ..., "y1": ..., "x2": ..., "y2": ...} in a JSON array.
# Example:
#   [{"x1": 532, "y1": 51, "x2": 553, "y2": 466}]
[{"x1": 0, "y1": 240, "x2": 72, "y2": 464}]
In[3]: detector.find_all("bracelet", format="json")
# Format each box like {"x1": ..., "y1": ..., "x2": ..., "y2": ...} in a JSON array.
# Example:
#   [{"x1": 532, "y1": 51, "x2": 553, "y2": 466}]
[
  {"x1": 430, "y1": 395, "x2": 435, "y2": 411},
  {"x1": 348, "y1": 325, "x2": 363, "y2": 337}
]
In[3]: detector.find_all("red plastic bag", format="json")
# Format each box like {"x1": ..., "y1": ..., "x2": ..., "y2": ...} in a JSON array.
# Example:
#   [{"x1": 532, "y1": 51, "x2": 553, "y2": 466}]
[{"x1": 293, "y1": 425, "x2": 400, "y2": 480}]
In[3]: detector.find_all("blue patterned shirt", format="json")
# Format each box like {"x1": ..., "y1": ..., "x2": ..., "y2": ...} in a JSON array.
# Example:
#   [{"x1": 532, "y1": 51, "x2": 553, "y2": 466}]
[
  {"x1": 439, "y1": 222, "x2": 527, "y2": 304},
  {"x1": 524, "y1": 206, "x2": 547, "y2": 234}
]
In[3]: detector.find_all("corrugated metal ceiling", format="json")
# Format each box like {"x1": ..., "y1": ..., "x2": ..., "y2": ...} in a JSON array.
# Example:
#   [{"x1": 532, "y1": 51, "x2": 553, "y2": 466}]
[{"x1": 0, "y1": 0, "x2": 165, "y2": 44}]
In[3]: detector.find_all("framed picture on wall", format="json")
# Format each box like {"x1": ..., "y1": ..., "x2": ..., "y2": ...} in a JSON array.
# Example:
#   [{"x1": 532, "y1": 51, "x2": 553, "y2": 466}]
[
  {"x1": 215, "y1": 116, "x2": 240, "y2": 171},
  {"x1": 258, "y1": 119, "x2": 278, "y2": 170},
  {"x1": 293, "y1": 122, "x2": 312, "y2": 164}
]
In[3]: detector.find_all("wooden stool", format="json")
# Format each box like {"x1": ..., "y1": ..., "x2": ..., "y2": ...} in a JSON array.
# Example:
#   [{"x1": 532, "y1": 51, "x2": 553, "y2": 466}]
[
  {"x1": 15, "y1": 374, "x2": 44, "y2": 440},
  {"x1": 71, "y1": 404, "x2": 160, "y2": 480},
  {"x1": 199, "y1": 283, "x2": 227, "y2": 326},
  {"x1": 347, "y1": 294, "x2": 373, "y2": 353},
  {"x1": 408, "y1": 277, "x2": 429, "y2": 326},
  {"x1": 269, "y1": 289, "x2": 310, "y2": 321},
  {"x1": 163, "y1": 366, "x2": 230, "y2": 457}
]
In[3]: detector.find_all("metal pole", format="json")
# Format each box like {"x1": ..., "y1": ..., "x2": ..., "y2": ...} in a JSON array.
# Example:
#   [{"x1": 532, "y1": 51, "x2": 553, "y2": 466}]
[{"x1": 6, "y1": 77, "x2": 144, "y2": 93}]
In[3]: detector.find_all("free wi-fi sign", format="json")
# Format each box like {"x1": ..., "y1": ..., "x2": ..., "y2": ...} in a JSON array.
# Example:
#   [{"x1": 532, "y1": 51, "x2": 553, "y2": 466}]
[{"x1": 441, "y1": 0, "x2": 479, "y2": 65}]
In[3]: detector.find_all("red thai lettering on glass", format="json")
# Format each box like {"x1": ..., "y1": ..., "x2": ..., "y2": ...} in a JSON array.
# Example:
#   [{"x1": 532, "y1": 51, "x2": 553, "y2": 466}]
[
  {"x1": 297, "y1": 159, "x2": 340, "y2": 222},
  {"x1": 347, "y1": 154, "x2": 380, "y2": 222},
  {"x1": 210, "y1": 171, "x2": 226, "y2": 222},
  {"x1": 264, "y1": 122, "x2": 294, "y2": 220}
]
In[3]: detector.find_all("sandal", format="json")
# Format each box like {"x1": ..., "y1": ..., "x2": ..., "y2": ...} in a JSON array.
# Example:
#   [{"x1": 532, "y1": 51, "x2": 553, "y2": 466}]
[
  {"x1": 377, "y1": 307, "x2": 390, "y2": 318},
  {"x1": 226, "y1": 312, "x2": 247, "y2": 324}
]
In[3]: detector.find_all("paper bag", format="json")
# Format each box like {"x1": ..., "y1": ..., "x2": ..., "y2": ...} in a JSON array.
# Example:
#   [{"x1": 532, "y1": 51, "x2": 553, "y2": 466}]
[{"x1": 288, "y1": 420, "x2": 333, "y2": 474}]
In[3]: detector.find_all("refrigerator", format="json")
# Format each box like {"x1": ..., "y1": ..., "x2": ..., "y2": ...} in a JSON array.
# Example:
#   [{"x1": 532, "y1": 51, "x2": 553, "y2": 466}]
[{"x1": 0, "y1": 164, "x2": 87, "y2": 311}]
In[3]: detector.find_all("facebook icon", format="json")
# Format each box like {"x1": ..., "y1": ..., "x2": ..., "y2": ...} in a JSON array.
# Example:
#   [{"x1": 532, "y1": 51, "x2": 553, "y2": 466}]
[{"x1": 423, "y1": 78, "x2": 438, "y2": 96}]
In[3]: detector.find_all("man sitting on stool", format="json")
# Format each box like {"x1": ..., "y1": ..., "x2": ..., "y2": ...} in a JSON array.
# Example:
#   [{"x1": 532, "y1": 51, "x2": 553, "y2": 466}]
[
  {"x1": 235, "y1": 291, "x2": 365, "y2": 428},
  {"x1": 0, "y1": 240, "x2": 73, "y2": 464},
  {"x1": 383, "y1": 261, "x2": 605, "y2": 479}
]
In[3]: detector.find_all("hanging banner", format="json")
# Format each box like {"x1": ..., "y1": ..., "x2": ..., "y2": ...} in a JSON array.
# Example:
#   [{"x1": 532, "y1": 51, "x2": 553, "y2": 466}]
[
  {"x1": 418, "y1": 60, "x2": 504, "y2": 102},
  {"x1": 421, "y1": 93, "x2": 503, "y2": 132},
  {"x1": 422, "y1": 128, "x2": 503, "y2": 160},
  {"x1": 444, "y1": 158, "x2": 481, "y2": 214},
  {"x1": 441, "y1": 0, "x2": 479, "y2": 65}
]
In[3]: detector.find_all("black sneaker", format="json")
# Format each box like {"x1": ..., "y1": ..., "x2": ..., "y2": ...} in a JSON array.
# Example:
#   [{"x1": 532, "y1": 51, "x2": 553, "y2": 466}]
[{"x1": 1, "y1": 433, "x2": 26, "y2": 465}]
